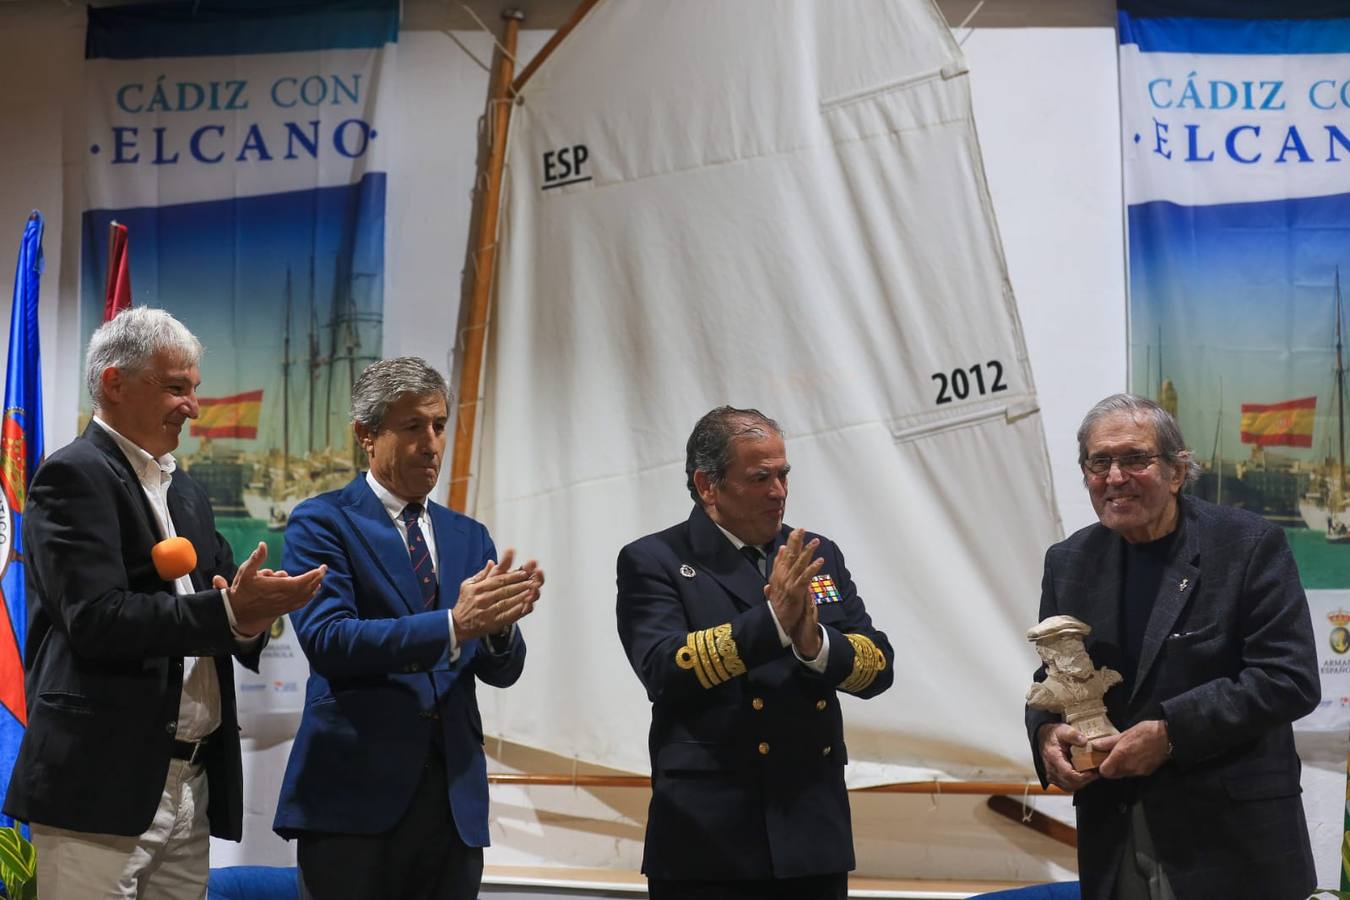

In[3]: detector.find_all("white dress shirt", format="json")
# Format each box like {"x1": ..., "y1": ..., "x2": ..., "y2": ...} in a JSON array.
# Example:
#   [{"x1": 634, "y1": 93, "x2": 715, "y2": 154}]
[
  {"x1": 93, "y1": 416, "x2": 251, "y2": 743},
  {"x1": 713, "y1": 521, "x2": 829, "y2": 672}
]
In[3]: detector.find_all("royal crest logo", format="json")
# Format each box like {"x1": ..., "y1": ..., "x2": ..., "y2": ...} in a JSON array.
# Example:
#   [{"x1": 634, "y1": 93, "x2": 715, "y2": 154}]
[
  {"x1": 0, "y1": 407, "x2": 26, "y2": 514},
  {"x1": 1329, "y1": 609, "x2": 1350, "y2": 655}
]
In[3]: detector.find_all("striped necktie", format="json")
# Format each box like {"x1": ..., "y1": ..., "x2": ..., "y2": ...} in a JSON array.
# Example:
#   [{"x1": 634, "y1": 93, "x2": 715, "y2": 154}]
[{"x1": 401, "y1": 502, "x2": 438, "y2": 609}]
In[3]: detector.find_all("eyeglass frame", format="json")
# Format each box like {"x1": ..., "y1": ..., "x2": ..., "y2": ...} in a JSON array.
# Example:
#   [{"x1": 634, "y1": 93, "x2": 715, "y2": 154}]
[{"x1": 1081, "y1": 452, "x2": 1165, "y2": 478}]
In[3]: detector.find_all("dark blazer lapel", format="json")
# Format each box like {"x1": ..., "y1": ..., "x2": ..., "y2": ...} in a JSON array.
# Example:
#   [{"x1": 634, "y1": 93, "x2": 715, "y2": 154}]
[
  {"x1": 1129, "y1": 502, "x2": 1201, "y2": 705},
  {"x1": 1078, "y1": 529, "x2": 1125, "y2": 653},
  {"x1": 166, "y1": 483, "x2": 210, "y2": 591},
  {"x1": 687, "y1": 506, "x2": 766, "y2": 611},
  {"x1": 429, "y1": 502, "x2": 468, "y2": 611},
  {"x1": 339, "y1": 476, "x2": 422, "y2": 616},
  {"x1": 83, "y1": 422, "x2": 161, "y2": 544}
]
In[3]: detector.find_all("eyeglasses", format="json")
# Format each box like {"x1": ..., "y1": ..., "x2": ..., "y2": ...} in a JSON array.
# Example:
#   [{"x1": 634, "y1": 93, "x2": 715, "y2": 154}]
[{"x1": 1082, "y1": 453, "x2": 1162, "y2": 477}]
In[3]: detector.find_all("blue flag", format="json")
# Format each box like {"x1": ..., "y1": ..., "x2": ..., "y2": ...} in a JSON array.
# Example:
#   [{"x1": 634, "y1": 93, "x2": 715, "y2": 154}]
[{"x1": 0, "y1": 212, "x2": 44, "y2": 830}]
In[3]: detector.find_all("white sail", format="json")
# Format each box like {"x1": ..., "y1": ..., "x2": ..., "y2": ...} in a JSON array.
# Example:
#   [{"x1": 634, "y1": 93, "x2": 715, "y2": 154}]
[{"x1": 475, "y1": 0, "x2": 1063, "y2": 783}]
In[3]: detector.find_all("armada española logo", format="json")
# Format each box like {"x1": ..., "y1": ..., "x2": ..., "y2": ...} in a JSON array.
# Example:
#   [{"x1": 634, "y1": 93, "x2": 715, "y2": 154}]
[{"x1": 1328, "y1": 609, "x2": 1350, "y2": 655}]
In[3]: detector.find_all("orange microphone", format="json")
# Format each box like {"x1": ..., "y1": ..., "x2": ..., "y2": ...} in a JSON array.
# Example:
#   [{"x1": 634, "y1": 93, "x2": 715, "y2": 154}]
[{"x1": 152, "y1": 536, "x2": 197, "y2": 581}]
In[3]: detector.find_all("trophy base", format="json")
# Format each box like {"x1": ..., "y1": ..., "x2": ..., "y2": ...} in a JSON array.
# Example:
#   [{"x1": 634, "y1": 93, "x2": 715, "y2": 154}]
[{"x1": 1071, "y1": 745, "x2": 1109, "y2": 772}]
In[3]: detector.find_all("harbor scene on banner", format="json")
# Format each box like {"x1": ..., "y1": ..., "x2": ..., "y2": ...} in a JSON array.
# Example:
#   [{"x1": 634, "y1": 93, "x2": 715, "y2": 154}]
[
  {"x1": 1121, "y1": 9, "x2": 1350, "y2": 590},
  {"x1": 79, "y1": 184, "x2": 386, "y2": 564}
]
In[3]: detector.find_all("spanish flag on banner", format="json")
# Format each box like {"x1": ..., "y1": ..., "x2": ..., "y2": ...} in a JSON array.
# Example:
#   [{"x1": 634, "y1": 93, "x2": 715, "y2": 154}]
[
  {"x1": 1239, "y1": 396, "x2": 1316, "y2": 448},
  {"x1": 190, "y1": 390, "x2": 263, "y2": 440}
]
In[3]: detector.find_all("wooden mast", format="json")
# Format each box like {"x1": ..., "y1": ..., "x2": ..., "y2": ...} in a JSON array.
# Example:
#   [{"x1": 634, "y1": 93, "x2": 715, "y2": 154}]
[
  {"x1": 447, "y1": 0, "x2": 604, "y2": 511},
  {"x1": 447, "y1": 9, "x2": 524, "y2": 512}
]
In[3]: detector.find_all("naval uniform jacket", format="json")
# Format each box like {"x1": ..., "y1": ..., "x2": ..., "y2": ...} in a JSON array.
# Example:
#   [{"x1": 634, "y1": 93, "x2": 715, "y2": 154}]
[
  {"x1": 1026, "y1": 496, "x2": 1319, "y2": 900},
  {"x1": 616, "y1": 505, "x2": 894, "y2": 881},
  {"x1": 4, "y1": 423, "x2": 258, "y2": 839}
]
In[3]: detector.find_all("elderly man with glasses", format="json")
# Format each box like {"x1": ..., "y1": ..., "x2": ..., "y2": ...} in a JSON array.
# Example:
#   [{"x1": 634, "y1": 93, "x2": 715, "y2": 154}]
[{"x1": 1026, "y1": 393, "x2": 1319, "y2": 900}]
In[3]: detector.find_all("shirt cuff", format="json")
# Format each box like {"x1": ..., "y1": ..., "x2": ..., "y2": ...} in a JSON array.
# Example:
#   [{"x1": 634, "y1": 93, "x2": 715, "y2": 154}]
[
  {"x1": 445, "y1": 611, "x2": 462, "y2": 664},
  {"x1": 793, "y1": 626, "x2": 829, "y2": 673},
  {"x1": 221, "y1": 588, "x2": 264, "y2": 646},
  {"x1": 766, "y1": 601, "x2": 828, "y2": 672},
  {"x1": 767, "y1": 599, "x2": 792, "y2": 648}
]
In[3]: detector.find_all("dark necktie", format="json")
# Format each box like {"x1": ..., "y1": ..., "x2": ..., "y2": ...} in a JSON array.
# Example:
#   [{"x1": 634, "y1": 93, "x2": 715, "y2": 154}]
[
  {"x1": 401, "y1": 503, "x2": 438, "y2": 609},
  {"x1": 740, "y1": 544, "x2": 767, "y2": 579}
]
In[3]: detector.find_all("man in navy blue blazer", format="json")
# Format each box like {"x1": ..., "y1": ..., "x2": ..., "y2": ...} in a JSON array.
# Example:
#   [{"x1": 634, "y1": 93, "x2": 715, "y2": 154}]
[{"x1": 274, "y1": 357, "x2": 543, "y2": 900}]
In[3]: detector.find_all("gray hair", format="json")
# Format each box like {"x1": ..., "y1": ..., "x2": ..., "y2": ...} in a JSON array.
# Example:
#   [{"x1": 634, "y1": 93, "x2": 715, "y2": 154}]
[
  {"x1": 85, "y1": 307, "x2": 202, "y2": 408},
  {"x1": 351, "y1": 357, "x2": 450, "y2": 431},
  {"x1": 685, "y1": 406, "x2": 783, "y2": 503},
  {"x1": 1077, "y1": 393, "x2": 1201, "y2": 487}
]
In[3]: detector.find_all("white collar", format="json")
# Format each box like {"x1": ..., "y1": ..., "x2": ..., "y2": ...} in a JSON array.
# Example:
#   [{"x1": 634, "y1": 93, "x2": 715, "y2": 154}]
[
  {"x1": 365, "y1": 470, "x2": 427, "y2": 520},
  {"x1": 712, "y1": 519, "x2": 763, "y2": 554},
  {"x1": 92, "y1": 415, "x2": 176, "y2": 482}
]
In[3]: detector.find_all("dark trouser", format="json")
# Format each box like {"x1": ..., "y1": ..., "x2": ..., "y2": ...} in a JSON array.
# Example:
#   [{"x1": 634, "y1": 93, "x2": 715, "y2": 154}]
[
  {"x1": 1113, "y1": 801, "x2": 1176, "y2": 900},
  {"x1": 297, "y1": 752, "x2": 482, "y2": 900},
  {"x1": 647, "y1": 873, "x2": 848, "y2": 900}
]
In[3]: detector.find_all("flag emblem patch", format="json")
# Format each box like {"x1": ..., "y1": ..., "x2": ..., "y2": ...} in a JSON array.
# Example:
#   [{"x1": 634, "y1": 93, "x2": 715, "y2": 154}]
[{"x1": 809, "y1": 574, "x2": 841, "y2": 605}]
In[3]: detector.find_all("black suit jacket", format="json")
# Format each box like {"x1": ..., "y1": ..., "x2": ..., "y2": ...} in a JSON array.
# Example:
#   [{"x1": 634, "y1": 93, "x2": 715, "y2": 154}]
[
  {"x1": 1026, "y1": 496, "x2": 1318, "y2": 900},
  {"x1": 3, "y1": 423, "x2": 262, "y2": 839},
  {"x1": 616, "y1": 506, "x2": 893, "y2": 881}
]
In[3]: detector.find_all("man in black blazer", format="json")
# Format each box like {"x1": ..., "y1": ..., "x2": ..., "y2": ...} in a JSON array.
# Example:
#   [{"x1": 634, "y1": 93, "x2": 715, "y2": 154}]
[
  {"x1": 5, "y1": 307, "x2": 324, "y2": 899},
  {"x1": 617, "y1": 406, "x2": 893, "y2": 900},
  {"x1": 1028, "y1": 393, "x2": 1319, "y2": 900}
]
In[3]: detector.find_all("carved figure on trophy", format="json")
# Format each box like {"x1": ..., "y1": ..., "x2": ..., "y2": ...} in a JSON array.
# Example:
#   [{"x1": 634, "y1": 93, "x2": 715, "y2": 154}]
[{"x1": 1025, "y1": 615, "x2": 1122, "y2": 771}]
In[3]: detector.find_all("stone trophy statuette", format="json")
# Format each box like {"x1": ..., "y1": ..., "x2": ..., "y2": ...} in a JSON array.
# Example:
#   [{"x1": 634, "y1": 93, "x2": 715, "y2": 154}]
[{"x1": 1026, "y1": 615, "x2": 1122, "y2": 772}]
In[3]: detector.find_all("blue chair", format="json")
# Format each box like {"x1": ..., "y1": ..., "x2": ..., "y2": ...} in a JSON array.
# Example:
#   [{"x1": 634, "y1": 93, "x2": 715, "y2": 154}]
[
  {"x1": 973, "y1": 883, "x2": 1080, "y2": 900},
  {"x1": 206, "y1": 866, "x2": 299, "y2": 900}
]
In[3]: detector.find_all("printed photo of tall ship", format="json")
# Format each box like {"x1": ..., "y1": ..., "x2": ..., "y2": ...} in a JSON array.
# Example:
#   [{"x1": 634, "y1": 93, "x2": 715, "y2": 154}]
[
  {"x1": 1138, "y1": 268, "x2": 1350, "y2": 587},
  {"x1": 180, "y1": 261, "x2": 381, "y2": 553}
]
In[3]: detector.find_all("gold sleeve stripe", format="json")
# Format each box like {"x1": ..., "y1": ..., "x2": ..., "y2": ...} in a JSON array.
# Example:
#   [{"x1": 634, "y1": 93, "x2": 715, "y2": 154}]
[
  {"x1": 675, "y1": 643, "x2": 713, "y2": 689},
  {"x1": 713, "y1": 622, "x2": 747, "y2": 678},
  {"x1": 698, "y1": 627, "x2": 730, "y2": 683},
  {"x1": 838, "y1": 633, "x2": 887, "y2": 693},
  {"x1": 674, "y1": 622, "x2": 745, "y2": 689}
]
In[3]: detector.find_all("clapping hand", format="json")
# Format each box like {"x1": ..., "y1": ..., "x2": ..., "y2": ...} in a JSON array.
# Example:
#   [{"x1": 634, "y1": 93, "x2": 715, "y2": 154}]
[
  {"x1": 451, "y1": 548, "x2": 544, "y2": 641},
  {"x1": 763, "y1": 528, "x2": 823, "y2": 651},
  {"x1": 214, "y1": 542, "x2": 326, "y2": 637}
]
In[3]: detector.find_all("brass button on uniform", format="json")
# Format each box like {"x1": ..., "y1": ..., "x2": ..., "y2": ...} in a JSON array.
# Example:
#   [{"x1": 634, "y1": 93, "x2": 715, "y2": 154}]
[
  {"x1": 822, "y1": 745, "x2": 832, "y2": 757},
  {"x1": 815, "y1": 699, "x2": 827, "y2": 711},
  {"x1": 757, "y1": 742, "x2": 770, "y2": 755},
  {"x1": 751, "y1": 697, "x2": 764, "y2": 711}
]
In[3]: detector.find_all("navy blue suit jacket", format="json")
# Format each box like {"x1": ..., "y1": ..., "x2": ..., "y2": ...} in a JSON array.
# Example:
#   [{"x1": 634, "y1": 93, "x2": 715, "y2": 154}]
[
  {"x1": 1026, "y1": 496, "x2": 1318, "y2": 900},
  {"x1": 4, "y1": 423, "x2": 258, "y2": 839},
  {"x1": 617, "y1": 505, "x2": 893, "y2": 881},
  {"x1": 273, "y1": 475, "x2": 525, "y2": 847}
]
